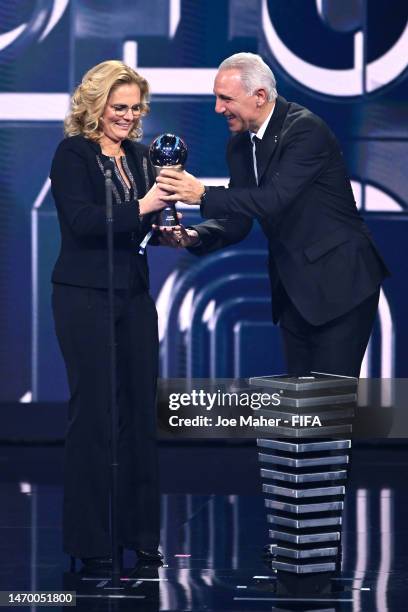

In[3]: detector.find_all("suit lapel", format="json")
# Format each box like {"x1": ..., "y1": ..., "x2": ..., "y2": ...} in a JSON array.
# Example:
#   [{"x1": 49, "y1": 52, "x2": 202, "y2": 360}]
[{"x1": 256, "y1": 95, "x2": 289, "y2": 185}]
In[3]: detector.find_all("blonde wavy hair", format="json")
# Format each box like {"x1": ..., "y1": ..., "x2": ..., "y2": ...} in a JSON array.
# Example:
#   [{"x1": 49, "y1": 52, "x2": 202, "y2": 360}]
[{"x1": 64, "y1": 60, "x2": 150, "y2": 141}]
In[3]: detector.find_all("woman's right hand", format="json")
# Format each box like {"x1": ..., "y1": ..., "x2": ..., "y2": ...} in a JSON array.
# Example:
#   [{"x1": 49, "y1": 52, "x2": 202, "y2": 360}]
[{"x1": 139, "y1": 184, "x2": 168, "y2": 215}]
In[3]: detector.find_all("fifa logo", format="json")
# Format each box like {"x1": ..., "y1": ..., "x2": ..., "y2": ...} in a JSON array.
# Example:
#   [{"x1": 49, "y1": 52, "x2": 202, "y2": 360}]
[{"x1": 259, "y1": 0, "x2": 408, "y2": 97}]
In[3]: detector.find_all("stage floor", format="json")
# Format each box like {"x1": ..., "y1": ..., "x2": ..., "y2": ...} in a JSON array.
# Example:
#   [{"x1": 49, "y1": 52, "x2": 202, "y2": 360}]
[{"x1": 0, "y1": 443, "x2": 407, "y2": 611}]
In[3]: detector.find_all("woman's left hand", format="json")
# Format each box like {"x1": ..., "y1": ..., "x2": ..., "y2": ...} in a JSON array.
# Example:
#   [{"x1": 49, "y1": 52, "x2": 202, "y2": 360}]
[{"x1": 139, "y1": 183, "x2": 168, "y2": 215}]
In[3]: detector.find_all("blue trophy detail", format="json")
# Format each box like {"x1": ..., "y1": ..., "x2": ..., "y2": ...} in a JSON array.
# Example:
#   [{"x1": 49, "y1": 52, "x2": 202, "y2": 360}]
[{"x1": 149, "y1": 133, "x2": 188, "y2": 227}]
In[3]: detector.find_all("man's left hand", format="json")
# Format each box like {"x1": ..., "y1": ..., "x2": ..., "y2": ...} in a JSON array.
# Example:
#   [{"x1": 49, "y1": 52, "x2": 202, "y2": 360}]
[{"x1": 156, "y1": 169, "x2": 205, "y2": 205}]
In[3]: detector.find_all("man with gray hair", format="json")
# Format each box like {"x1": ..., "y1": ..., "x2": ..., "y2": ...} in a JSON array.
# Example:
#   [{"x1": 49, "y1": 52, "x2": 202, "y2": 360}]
[
  {"x1": 219, "y1": 51, "x2": 278, "y2": 100},
  {"x1": 156, "y1": 52, "x2": 388, "y2": 377}
]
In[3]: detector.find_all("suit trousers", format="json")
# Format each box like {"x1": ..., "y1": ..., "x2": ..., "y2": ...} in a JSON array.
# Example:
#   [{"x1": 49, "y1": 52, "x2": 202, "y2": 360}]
[
  {"x1": 279, "y1": 289, "x2": 380, "y2": 377},
  {"x1": 52, "y1": 283, "x2": 159, "y2": 558}
]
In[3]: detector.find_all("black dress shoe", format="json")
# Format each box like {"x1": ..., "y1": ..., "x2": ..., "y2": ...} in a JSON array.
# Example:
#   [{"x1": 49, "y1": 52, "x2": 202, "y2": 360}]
[{"x1": 136, "y1": 549, "x2": 164, "y2": 565}]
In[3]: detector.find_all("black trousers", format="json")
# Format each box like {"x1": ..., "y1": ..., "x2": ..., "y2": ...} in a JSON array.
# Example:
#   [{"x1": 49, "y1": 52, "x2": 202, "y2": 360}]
[
  {"x1": 279, "y1": 289, "x2": 380, "y2": 377},
  {"x1": 52, "y1": 283, "x2": 159, "y2": 558}
]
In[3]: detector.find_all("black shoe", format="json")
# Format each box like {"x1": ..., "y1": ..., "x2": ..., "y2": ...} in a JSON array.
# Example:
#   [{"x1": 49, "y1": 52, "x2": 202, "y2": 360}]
[{"x1": 136, "y1": 549, "x2": 164, "y2": 565}]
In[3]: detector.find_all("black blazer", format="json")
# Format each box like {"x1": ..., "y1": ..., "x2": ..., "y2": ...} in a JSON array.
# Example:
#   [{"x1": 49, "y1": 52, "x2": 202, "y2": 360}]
[
  {"x1": 50, "y1": 134, "x2": 156, "y2": 290},
  {"x1": 192, "y1": 96, "x2": 389, "y2": 326}
]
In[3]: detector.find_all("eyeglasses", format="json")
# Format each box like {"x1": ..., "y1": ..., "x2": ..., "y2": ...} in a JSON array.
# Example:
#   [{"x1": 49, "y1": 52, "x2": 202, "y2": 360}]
[{"x1": 110, "y1": 103, "x2": 146, "y2": 117}]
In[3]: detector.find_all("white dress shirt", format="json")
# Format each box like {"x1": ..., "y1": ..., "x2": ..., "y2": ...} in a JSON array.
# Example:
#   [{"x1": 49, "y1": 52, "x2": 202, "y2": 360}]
[{"x1": 250, "y1": 105, "x2": 275, "y2": 184}]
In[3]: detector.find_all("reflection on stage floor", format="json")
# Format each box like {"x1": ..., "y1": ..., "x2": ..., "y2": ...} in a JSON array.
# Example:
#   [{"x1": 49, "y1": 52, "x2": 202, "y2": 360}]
[{"x1": 0, "y1": 443, "x2": 407, "y2": 611}]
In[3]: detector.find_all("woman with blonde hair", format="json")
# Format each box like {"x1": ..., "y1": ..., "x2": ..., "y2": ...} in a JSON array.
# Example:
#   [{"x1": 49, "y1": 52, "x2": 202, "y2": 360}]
[{"x1": 50, "y1": 60, "x2": 165, "y2": 571}]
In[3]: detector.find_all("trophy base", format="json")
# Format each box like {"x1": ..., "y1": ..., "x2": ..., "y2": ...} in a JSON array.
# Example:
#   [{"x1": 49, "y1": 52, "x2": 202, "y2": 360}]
[{"x1": 159, "y1": 205, "x2": 178, "y2": 227}]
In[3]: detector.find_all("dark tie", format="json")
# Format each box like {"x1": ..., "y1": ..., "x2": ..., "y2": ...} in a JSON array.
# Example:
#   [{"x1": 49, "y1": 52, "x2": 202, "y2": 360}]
[{"x1": 252, "y1": 135, "x2": 261, "y2": 184}]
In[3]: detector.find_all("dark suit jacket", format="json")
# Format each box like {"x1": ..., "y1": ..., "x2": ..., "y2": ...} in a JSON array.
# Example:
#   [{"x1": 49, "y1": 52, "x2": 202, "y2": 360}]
[
  {"x1": 192, "y1": 96, "x2": 389, "y2": 326},
  {"x1": 50, "y1": 134, "x2": 156, "y2": 290}
]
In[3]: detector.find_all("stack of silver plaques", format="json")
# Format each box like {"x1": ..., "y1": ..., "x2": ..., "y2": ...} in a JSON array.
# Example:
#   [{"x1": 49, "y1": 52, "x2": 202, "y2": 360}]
[{"x1": 249, "y1": 373, "x2": 357, "y2": 575}]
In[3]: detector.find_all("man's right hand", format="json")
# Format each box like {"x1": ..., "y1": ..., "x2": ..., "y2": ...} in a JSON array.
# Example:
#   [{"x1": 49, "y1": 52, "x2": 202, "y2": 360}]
[{"x1": 152, "y1": 223, "x2": 200, "y2": 249}]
